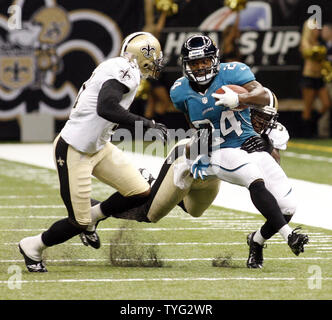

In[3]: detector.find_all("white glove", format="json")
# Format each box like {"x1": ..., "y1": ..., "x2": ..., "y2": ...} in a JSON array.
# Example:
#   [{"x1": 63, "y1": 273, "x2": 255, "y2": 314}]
[{"x1": 211, "y1": 86, "x2": 239, "y2": 109}]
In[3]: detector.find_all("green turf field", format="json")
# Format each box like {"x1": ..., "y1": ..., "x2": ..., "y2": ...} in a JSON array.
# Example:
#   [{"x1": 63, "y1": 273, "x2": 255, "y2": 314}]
[{"x1": 0, "y1": 139, "x2": 331, "y2": 300}]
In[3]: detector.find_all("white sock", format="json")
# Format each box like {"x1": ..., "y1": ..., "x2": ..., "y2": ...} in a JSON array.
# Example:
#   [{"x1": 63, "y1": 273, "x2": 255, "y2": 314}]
[
  {"x1": 253, "y1": 229, "x2": 266, "y2": 245},
  {"x1": 20, "y1": 234, "x2": 46, "y2": 261},
  {"x1": 87, "y1": 204, "x2": 106, "y2": 232},
  {"x1": 278, "y1": 224, "x2": 293, "y2": 242},
  {"x1": 36, "y1": 233, "x2": 47, "y2": 250}
]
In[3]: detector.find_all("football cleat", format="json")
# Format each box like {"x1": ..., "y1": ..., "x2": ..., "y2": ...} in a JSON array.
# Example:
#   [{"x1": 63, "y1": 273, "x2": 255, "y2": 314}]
[
  {"x1": 80, "y1": 198, "x2": 103, "y2": 249},
  {"x1": 139, "y1": 168, "x2": 156, "y2": 186},
  {"x1": 246, "y1": 232, "x2": 265, "y2": 269},
  {"x1": 80, "y1": 230, "x2": 101, "y2": 249},
  {"x1": 18, "y1": 243, "x2": 47, "y2": 273},
  {"x1": 288, "y1": 227, "x2": 309, "y2": 256}
]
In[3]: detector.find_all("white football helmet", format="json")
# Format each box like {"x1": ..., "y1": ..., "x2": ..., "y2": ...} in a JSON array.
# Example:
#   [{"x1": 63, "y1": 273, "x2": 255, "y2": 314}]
[
  {"x1": 251, "y1": 87, "x2": 279, "y2": 134},
  {"x1": 120, "y1": 32, "x2": 163, "y2": 79}
]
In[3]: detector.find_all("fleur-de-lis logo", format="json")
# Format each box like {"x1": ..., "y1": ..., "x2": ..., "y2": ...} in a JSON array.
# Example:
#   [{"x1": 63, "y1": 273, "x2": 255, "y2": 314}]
[
  {"x1": 57, "y1": 156, "x2": 65, "y2": 167},
  {"x1": 0, "y1": 2, "x2": 122, "y2": 120},
  {"x1": 119, "y1": 68, "x2": 131, "y2": 81},
  {"x1": 141, "y1": 44, "x2": 155, "y2": 58}
]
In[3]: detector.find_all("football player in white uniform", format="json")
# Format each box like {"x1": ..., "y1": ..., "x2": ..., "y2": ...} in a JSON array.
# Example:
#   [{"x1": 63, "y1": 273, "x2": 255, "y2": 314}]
[{"x1": 18, "y1": 32, "x2": 169, "y2": 272}]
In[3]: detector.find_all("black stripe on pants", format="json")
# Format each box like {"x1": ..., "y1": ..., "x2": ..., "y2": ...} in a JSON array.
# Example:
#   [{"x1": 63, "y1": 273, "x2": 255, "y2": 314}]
[
  {"x1": 55, "y1": 136, "x2": 75, "y2": 222},
  {"x1": 138, "y1": 144, "x2": 187, "y2": 218}
]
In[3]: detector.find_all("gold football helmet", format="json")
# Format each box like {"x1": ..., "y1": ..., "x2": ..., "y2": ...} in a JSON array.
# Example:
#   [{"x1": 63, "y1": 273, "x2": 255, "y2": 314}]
[{"x1": 120, "y1": 32, "x2": 163, "y2": 79}]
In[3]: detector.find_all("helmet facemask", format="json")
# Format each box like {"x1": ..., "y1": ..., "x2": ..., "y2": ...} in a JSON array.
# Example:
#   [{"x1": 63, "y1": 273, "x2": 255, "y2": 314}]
[
  {"x1": 140, "y1": 51, "x2": 164, "y2": 79},
  {"x1": 251, "y1": 108, "x2": 278, "y2": 134},
  {"x1": 184, "y1": 55, "x2": 220, "y2": 85},
  {"x1": 181, "y1": 35, "x2": 220, "y2": 85}
]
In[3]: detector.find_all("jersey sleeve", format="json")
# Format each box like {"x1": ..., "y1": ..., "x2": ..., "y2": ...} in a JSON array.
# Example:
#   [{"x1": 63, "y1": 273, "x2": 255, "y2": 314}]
[
  {"x1": 222, "y1": 62, "x2": 256, "y2": 86},
  {"x1": 170, "y1": 78, "x2": 187, "y2": 113}
]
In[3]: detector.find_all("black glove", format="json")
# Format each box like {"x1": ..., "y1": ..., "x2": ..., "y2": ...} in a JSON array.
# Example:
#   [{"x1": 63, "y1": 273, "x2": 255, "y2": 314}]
[
  {"x1": 240, "y1": 135, "x2": 273, "y2": 154},
  {"x1": 261, "y1": 133, "x2": 274, "y2": 154},
  {"x1": 147, "y1": 120, "x2": 170, "y2": 145}
]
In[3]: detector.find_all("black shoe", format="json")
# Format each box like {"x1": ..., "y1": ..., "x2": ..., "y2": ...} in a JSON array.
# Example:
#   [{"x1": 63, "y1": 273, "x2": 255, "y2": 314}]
[
  {"x1": 288, "y1": 227, "x2": 309, "y2": 256},
  {"x1": 246, "y1": 232, "x2": 265, "y2": 269},
  {"x1": 139, "y1": 168, "x2": 156, "y2": 185},
  {"x1": 18, "y1": 244, "x2": 47, "y2": 272},
  {"x1": 80, "y1": 230, "x2": 101, "y2": 249}
]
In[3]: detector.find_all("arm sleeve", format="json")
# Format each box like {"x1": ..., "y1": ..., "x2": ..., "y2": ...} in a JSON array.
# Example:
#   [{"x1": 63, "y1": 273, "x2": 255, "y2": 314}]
[{"x1": 97, "y1": 79, "x2": 153, "y2": 128}]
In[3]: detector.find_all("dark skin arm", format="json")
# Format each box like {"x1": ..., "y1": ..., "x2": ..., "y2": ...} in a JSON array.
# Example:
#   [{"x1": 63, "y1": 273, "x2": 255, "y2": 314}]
[
  {"x1": 239, "y1": 80, "x2": 270, "y2": 107},
  {"x1": 271, "y1": 148, "x2": 281, "y2": 164}
]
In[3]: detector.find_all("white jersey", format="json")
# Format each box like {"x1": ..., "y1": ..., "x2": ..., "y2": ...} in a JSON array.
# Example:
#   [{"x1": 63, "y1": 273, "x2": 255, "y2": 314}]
[
  {"x1": 267, "y1": 122, "x2": 289, "y2": 151},
  {"x1": 61, "y1": 57, "x2": 140, "y2": 154}
]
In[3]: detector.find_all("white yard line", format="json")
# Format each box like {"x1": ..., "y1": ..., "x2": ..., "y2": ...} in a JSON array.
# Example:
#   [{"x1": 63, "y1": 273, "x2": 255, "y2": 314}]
[
  {"x1": 0, "y1": 195, "x2": 48, "y2": 199},
  {"x1": 2, "y1": 242, "x2": 330, "y2": 247},
  {"x1": 1, "y1": 257, "x2": 332, "y2": 263},
  {"x1": 0, "y1": 205, "x2": 64, "y2": 209},
  {"x1": 283, "y1": 151, "x2": 332, "y2": 163},
  {"x1": 2, "y1": 241, "x2": 276, "y2": 246},
  {"x1": 3, "y1": 277, "x2": 332, "y2": 285},
  {"x1": 1, "y1": 276, "x2": 332, "y2": 285},
  {"x1": 0, "y1": 227, "x2": 240, "y2": 232},
  {"x1": 0, "y1": 143, "x2": 331, "y2": 230}
]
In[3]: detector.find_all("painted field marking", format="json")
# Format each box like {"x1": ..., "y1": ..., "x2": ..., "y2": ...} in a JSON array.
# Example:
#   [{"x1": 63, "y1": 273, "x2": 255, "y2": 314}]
[
  {"x1": 1, "y1": 257, "x2": 332, "y2": 264},
  {"x1": 0, "y1": 195, "x2": 48, "y2": 199},
  {"x1": 2, "y1": 241, "x2": 281, "y2": 246},
  {"x1": 287, "y1": 142, "x2": 332, "y2": 153},
  {"x1": 0, "y1": 205, "x2": 64, "y2": 209},
  {"x1": 283, "y1": 151, "x2": 332, "y2": 163}
]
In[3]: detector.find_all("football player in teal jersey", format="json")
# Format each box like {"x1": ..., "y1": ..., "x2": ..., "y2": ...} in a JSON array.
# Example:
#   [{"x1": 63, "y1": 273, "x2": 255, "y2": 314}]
[
  {"x1": 80, "y1": 35, "x2": 309, "y2": 269},
  {"x1": 170, "y1": 34, "x2": 309, "y2": 268}
]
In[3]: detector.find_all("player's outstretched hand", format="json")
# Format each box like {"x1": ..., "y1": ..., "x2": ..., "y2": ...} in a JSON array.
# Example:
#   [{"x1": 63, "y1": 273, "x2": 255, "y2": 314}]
[
  {"x1": 151, "y1": 120, "x2": 170, "y2": 145},
  {"x1": 212, "y1": 86, "x2": 239, "y2": 109},
  {"x1": 190, "y1": 154, "x2": 210, "y2": 180}
]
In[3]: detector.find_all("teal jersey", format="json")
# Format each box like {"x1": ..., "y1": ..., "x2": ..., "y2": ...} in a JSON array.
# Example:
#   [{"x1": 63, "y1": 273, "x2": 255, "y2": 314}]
[{"x1": 170, "y1": 62, "x2": 258, "y2": 148}]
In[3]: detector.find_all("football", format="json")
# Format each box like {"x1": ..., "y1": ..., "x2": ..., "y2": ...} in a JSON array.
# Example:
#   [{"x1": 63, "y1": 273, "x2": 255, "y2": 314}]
[{"x1": 215, "y1": 84, "x2": 249, "y2": 111}]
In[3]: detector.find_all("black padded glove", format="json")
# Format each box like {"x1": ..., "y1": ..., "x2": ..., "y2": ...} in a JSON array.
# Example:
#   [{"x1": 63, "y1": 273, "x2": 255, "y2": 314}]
[
  {"x1": 261, "y1": 133, "x2": 274, "y2": 154},
  {"x1": 240, "y1": 135, "x2": 273, "y2": 154},
  {"x1": 146, "y1": 120, "x2": 170, "y2": 145}
]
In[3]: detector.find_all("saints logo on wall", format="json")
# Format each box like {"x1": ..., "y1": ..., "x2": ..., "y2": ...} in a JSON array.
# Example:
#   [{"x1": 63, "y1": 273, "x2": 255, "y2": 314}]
[{"x1": 0, "y1": 0, "x2": 122, "y2": 119}]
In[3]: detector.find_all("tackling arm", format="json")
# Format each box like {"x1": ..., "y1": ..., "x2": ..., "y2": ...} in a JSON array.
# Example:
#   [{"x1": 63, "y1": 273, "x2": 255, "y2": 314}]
[
  {"x1": 271, "y1": 149, "x2": 281, "y2": 164},
  {"x1": 97, "y1": 79, "x2": 152, "y2": 127},
  {"x1": 97, "y1": 79, "x2": 169, "y2": 142}
]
